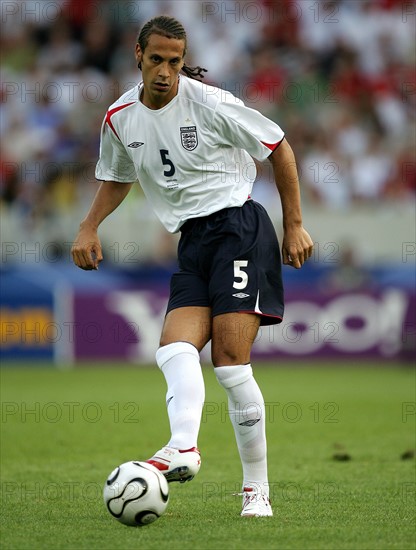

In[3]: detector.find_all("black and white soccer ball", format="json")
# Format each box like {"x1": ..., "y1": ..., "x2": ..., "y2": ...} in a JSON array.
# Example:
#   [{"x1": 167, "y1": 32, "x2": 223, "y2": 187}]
[{"x1": 103, "y1": 461, "x2": 169, "y2": 526}]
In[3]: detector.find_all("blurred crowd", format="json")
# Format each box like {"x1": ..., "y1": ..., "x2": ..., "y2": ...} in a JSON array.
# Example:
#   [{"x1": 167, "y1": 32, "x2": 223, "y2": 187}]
[{"x1": 1, "y1": 0, "x2": 415, "y2": 263}]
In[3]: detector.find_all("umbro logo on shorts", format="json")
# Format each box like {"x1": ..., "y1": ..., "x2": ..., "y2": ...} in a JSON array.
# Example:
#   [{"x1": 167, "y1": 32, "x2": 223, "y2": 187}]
[
  {"x1": 128, "y1": 141, "x2": 144, "y2": 148},
  {"x1": 232, "y1": 292, "x2": 250, "y2": 299}
]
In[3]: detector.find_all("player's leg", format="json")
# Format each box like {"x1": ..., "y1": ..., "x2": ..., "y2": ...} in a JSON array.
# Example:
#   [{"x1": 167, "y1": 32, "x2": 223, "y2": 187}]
[
  {"x1": 207, "y1": 202, "x2": 283, "y2": 515},
  {"x1": 211, "y1": 312, "x2": 259, "y2": 366},
  {"x1": 148, "y1": 305, "x2": 211, "y2": 483},
  {"x1": 160, "y1": 305, "x2": 211, "y2": 350},
  {"x1": 212, "y1": 312, "x2": 272, "y2": 516}
]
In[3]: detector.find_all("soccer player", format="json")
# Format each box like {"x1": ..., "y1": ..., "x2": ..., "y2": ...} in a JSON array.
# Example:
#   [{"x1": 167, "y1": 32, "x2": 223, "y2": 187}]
[{"x1": 71, "y1": 16, "x2": 313, "y2": 517}]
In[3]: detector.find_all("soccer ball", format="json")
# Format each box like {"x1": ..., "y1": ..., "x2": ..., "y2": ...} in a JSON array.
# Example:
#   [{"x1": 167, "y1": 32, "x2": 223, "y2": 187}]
[{"x1": 103, "y1": 461, "x2": 169, "y2": 526}]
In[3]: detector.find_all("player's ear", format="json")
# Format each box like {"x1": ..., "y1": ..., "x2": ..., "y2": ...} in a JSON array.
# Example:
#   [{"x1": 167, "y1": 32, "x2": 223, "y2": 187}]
[{"x1": 135, "y1": 43, "x2": 143, "y2": 68}]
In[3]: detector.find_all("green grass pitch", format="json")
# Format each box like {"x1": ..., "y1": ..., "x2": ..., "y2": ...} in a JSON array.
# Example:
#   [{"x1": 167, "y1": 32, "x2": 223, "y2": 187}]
[{"x1": 1, "y1": 363, "x2": 415, "y2": 550}]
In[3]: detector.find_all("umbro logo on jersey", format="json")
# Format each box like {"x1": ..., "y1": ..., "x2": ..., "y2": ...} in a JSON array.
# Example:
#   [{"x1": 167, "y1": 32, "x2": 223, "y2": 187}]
[
  {"x1": 128, "y1": 141, "x2": 144, "y2": 148},
  {"x1": 180, "y1": 126, "x2": 198, "y2": 151},
  {"x1": 233, "y1": 292, "x2": 250, "y2": 299}
]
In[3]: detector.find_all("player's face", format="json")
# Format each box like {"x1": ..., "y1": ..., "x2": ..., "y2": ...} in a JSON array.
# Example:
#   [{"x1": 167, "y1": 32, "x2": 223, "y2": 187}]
[{"x1": 136, "y1": 34, "x2": 185, "y2": 109}]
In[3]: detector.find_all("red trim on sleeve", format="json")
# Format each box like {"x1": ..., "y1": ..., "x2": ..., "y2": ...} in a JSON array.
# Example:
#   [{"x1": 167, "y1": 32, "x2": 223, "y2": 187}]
[
  {"x1": 261, "y1": 136, "x2": 285, "y2": 153},
  {"x1": 105, "y1": 102, "x2": 135, "y2": 140}
]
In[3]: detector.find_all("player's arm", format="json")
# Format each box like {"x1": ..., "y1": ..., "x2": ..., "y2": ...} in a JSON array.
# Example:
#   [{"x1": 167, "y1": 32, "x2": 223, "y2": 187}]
[
  {"x1": 71, "y1": 181, "x2": 133, "y2": 270},
  {"x1": 269, "y1": 139, "x2": 314, "y2": 269}
]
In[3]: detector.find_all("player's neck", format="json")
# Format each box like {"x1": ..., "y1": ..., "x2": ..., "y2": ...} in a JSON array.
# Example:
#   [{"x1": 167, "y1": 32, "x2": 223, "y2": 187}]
[{"x1": 140, "y1": 79, "x2": 180, "y2": 110}]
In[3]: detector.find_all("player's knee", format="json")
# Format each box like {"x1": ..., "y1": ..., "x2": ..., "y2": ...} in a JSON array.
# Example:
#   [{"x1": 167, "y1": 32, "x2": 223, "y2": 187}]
[{"x1": 211, "y1": 347, "x2": 248, "y2": 367}]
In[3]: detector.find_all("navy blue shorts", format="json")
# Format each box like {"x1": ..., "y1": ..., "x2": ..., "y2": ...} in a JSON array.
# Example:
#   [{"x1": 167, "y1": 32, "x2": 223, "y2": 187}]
[{"x1": 166, "y1": 200, "x2": 284, "y2": 325}]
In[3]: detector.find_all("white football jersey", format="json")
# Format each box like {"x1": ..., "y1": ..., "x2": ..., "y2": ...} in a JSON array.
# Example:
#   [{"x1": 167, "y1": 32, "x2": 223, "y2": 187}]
[{"x1": 96, "y1": 76, "x2": 284, "y2": 233}]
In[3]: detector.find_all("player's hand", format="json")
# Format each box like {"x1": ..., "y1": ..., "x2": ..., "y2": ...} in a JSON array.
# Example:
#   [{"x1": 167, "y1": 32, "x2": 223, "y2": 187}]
[
  {"x1": 71, "y1": 224, "x2": 103, "y2": 271},
  {"x1": 282, "y1": 226, "x2": 314, "y2": 269}
]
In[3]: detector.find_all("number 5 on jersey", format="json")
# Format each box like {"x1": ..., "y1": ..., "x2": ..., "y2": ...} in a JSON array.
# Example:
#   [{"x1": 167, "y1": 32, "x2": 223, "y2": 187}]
[
  {"x1": 233, "y1": 260, "x2": 248, "y2": 289},
  {"x1": 160, "y1": 149, "x2": 175, "y2": 177}
]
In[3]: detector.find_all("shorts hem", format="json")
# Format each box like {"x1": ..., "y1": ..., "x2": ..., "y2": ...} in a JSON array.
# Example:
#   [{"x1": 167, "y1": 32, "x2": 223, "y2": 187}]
[
  {"x1": 212, "y1": 309, "x2": 283, "y2": 325},
  {"x1": 166, "y1": 302, "x2": 211, "y2": 315}
]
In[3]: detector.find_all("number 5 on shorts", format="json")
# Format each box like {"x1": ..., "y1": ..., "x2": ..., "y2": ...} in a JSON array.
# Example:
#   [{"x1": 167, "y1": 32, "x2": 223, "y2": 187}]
[{"x1": 233, "y1": 260, "x2": 248, "y2": 289}]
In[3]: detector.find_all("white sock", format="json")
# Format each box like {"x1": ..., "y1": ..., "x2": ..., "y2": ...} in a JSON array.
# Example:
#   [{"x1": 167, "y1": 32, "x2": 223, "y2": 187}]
[
  {"x1": 215, "y1": 364, "x2": 269, "y2": 497},
  {"x1": 156, "y1": 342, "x2": 205, "y2": 450}
]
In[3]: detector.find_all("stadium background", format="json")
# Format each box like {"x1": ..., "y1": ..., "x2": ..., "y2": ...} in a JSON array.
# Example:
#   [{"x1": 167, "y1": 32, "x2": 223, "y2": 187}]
[
  {"x1": 1, "y1": 0, "x2": 415, "y2": 364},
  {"x1": 1, "y1": 2, "x2": 415, "y2": 549}
]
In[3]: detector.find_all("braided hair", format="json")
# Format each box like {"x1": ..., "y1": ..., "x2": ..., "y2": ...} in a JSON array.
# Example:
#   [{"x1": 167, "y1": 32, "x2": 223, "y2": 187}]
[{"x1": 137, "y1": 15, "x2": 207, "y2": 81}]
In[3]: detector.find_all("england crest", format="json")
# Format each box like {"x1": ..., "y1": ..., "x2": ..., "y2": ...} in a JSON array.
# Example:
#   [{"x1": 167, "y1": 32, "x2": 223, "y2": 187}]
[{"x1": 180, "y1": 126, "x2": 198, "y2": 151}]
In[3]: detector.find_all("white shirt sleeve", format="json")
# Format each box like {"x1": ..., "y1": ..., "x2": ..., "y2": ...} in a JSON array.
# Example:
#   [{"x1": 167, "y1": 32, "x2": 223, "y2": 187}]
[
  {"x1": 212, "y1": 91, "x2": 285, "y2": 161},
  {"x1": 95, "y1": 116, "x2": 137, "y2": 183}
]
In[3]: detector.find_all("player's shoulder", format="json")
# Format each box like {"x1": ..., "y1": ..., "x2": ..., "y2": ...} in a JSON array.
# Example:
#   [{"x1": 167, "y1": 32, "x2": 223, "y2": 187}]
[
  {"x1": 180, "y1": 76, "x2": 242, "y2": 111},
  {"x1": 105, "y1": 84, "x2": 140, "y2": 113}
]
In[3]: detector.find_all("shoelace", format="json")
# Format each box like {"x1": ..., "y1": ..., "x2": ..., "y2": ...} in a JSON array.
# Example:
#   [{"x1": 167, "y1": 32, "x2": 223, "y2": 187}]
[
  {"x1": 232, "y1": 490, "x2": 271, "y2": 504},
  {"x1": 232, "y1": 486, "x2": 256, "y2": 497}
]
